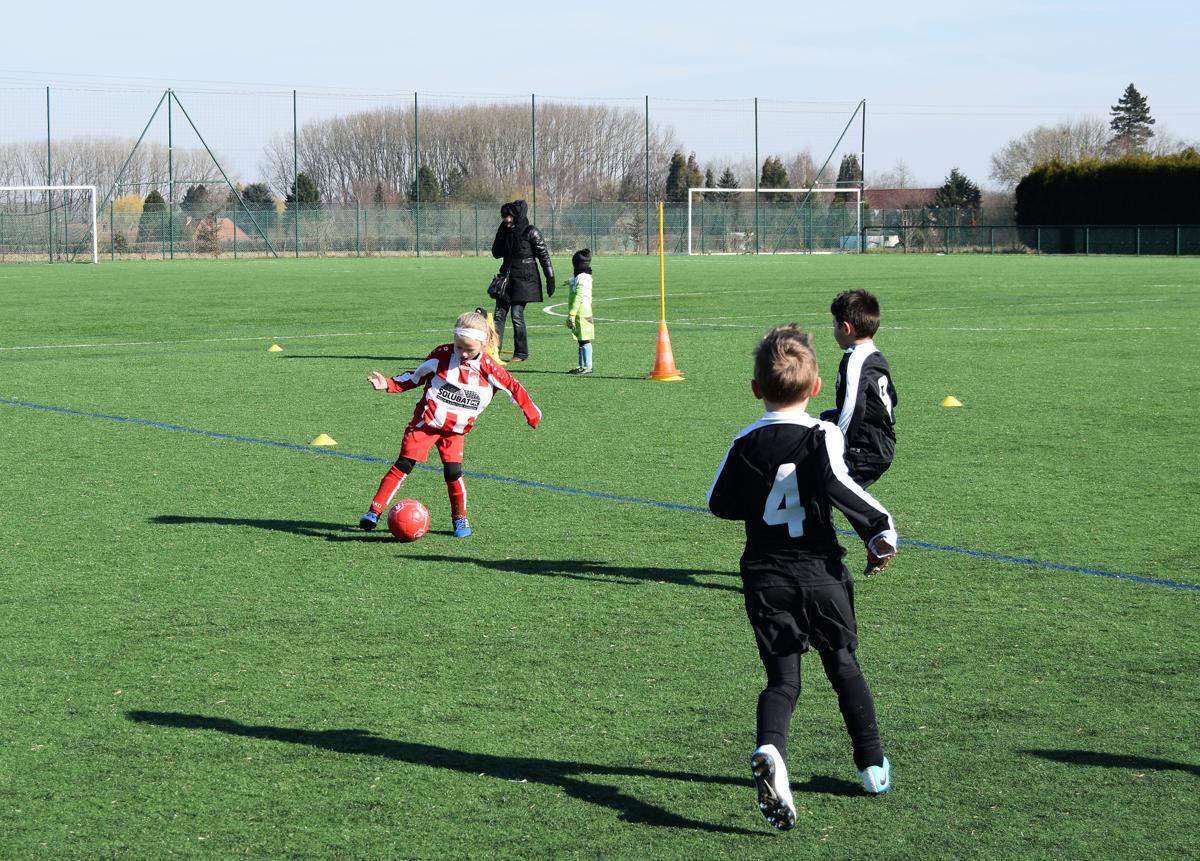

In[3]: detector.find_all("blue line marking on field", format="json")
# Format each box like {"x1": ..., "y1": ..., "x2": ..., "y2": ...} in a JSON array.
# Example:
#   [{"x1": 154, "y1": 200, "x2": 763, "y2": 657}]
[{"x1": 3, "y1": 395, "x2": 1197, "y2": 593}]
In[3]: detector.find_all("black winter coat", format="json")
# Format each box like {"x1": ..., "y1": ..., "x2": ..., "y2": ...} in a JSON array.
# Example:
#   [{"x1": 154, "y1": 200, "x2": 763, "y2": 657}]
[{"x1": 491, "y1": 199, "x2": 555, "y2": 304}]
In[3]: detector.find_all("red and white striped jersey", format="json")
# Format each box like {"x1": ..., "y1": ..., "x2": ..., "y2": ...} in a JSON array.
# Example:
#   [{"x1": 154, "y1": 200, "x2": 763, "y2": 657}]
[{"x1": 386, "y1": 344, "x2": 542, "y2": 434}]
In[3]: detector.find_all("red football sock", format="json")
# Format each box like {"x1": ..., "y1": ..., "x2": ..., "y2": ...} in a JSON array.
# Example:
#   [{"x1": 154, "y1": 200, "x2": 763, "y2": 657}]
[
  {"x1": 446, "y1": 476, "x2": 468, "y2": 520},
  {"x1": 370, "y1": 466, "x2": 407, "y2": 513}
]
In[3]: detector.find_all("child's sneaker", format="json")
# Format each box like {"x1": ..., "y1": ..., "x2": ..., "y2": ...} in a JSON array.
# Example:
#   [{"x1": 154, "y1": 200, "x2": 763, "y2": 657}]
[
  {"x1": 750, "y1": 745, "x2": 796, "y2": 831},
  {"x1": 578, "y1": 367, "x2": 593, "y2": 375},
  {"x1": 859, "y1": 757, "x2": 891, "y2": 795},
  {"x1": 453, "y1": 517, "x2": 472, "y2": 538},
  {"x1": 359, "y1": 511, "x2": 379, "y2": 531},
  {"x1": 567, "y1": 366, "x2": 585, "y2": 375}
]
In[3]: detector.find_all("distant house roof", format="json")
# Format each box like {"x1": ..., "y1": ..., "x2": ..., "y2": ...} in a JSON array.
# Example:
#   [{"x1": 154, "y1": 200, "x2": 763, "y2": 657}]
[{"x1": 865, "y1": 187, "x2": 938, "y2": 210}]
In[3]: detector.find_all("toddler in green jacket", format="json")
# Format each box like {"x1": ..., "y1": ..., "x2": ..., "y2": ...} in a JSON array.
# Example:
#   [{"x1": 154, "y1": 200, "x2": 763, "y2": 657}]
[{"x1": 566, "y1": 248, "x2": 595, "y2": 375}]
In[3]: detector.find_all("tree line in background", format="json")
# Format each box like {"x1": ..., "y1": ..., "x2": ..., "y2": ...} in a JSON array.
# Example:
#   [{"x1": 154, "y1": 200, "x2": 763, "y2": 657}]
[{"x1": 3, "y1": 83, "x2": 1194, "y2": 228}]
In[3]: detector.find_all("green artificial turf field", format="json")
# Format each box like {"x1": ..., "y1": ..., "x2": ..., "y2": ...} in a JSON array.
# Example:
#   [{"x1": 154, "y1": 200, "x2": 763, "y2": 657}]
[{"x1": 1, "y1": 254, "x2": 1197, "y2": 859}]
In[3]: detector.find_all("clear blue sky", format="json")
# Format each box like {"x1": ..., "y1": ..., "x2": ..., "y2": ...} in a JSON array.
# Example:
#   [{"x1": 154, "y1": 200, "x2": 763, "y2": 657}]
[{"x1": 3, "y1": 0, "x2": 1197, "y2": 188}]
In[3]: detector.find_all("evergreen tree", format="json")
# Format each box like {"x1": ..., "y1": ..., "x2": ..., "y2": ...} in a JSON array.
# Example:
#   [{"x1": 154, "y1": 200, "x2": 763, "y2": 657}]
[
  {"x1": 137, "y1": 190, "x2": 167, "y2": 245},
  {"x1": 285, "y1": 172, "x2": 321, "y2": 211},
  {"x1": 445, "y1": 167, "x2": 470, "y2": 201},
  {"x1": 372, "y1": 182, "x2": 387, "y2": 206},
  {"x1": 136, "y1": 189, "x2": 186, "y2": 248},
  {"x1": 236, "y1": 183, "x2": 277, "y2": 229},
  {"x1": 664, "y1": 151, "x2": 689, "y2": 202},
  {"x1": 716, "y1": 166, "x2": 738, "y2": 202},
  {"x1": 704, "y1": 167, "x2": 716, "y2": 189},
  {"x1": 409, "y1": 165, "x2": 439, "y2": 203},
  {"x1": 835, "y1": 154, "x2": 862, "y2": 204},
  {"x1": 760, "y1": 156, "x2": 789, "y2": 202},
  {"x1": 1109, "y1": 83, "x2": 1156, "y2": 155},
  {"x1": 180, "y1": 184, "x2": 211, "y2": 219},
  {"x1": 933, "y1": 167, "x2": 982, "y2": 209},
  {"x1": 685, "y1": 153, "x2": 704, "y2": 190}
]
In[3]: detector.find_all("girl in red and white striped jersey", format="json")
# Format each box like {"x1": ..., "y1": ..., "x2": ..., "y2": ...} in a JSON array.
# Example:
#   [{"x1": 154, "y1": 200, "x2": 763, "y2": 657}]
[{"x1": 360, "y1": 310, "x2": 542, "y2": 538}]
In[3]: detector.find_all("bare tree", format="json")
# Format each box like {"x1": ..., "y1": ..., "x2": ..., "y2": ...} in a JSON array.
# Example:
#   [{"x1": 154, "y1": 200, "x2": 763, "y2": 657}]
[{"x1": 988, "y1": 118, "x2": 1109, "y2": 189}]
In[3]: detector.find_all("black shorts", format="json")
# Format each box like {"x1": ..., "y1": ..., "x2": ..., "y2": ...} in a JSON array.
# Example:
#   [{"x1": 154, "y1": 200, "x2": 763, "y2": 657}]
[
  {"x1": 848, "y1": 461, "x2": 889, "y2": 488},
  {"x1": 744, "y1": 577, "x2": 858, "y2": 657}
]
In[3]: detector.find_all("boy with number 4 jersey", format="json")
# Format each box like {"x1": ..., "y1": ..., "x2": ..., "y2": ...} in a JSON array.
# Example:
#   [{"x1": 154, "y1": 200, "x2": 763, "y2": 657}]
[{"x1": 708, "y1": 324, "x2": 897, "y2": 832}]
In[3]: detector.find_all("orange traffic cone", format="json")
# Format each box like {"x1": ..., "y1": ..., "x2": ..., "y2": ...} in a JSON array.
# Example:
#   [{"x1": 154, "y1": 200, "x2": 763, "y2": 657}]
[{"x1": 649, "y1": 321, "x2": 684, "y2": 382}]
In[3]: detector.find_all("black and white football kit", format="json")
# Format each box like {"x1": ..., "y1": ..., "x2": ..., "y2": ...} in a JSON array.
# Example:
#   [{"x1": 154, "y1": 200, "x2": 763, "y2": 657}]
[
  {"x1": 820, "y1": 340, "x2": 897, "y2": 486},
  {"x1": 708, "y1": 409, "x2": 896, "y2": 770}
]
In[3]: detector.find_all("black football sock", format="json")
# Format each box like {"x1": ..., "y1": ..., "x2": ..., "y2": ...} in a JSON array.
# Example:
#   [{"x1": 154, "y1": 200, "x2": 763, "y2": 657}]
[
  {"x1": 820, "y1": 648, "x2": 884, "y2": 771},
  {"x1": 755, "y1": 653, "x2": 800, "y2": 759}
]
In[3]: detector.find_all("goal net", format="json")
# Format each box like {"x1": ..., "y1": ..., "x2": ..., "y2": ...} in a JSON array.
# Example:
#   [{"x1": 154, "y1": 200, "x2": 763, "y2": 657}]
[
  {"x1": 687, "y1": 186, "x2": 863, "y2": 255},
  {"x1": 0, "y1": 185, "x2": 98, "y2": 263}
]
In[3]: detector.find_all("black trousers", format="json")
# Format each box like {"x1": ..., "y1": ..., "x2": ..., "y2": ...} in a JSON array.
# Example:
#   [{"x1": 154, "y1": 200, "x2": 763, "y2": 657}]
[
  {"x1": 493, "y1": 300, "x2": 528, "y2": 359},
  {"x1": 745, "y1": 579, "x2": 883, "y2": 771}
]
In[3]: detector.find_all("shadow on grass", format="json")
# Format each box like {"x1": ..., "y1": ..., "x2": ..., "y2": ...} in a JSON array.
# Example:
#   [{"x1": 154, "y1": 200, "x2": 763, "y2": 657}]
[
  {"x1": 499, "y1": 366, "x2": 648, "y2": 381},
  {"x1": 278, "y1": 354, "x2": 428, "y2": 363},
  {"x1": 790, "y1": 774, "x2": 864, "y2": 797},
  {"x1": 149, "y1": 514, "x2": 457, "y2": 542},
  {"x1": 404, "y1": 553, "x2": 741, "y2": 593},
  {"x1": 1025, "y1": 749, "x2": 1200, "y2": 777},
  {"x1": 126, "y1": 710, "x2": 765, "y2": 836}
]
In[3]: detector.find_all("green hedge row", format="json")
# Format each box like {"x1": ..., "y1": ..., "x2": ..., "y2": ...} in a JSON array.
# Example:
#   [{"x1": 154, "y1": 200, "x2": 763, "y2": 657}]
[{"x1": 1015, "y1": 151, "x2": 1200, "y2": 225}]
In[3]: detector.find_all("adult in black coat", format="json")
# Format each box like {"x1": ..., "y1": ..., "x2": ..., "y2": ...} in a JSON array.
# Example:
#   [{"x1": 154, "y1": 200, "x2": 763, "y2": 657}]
[{"x1": 490, "y1": 199, "x2": 555, "y2": 362}]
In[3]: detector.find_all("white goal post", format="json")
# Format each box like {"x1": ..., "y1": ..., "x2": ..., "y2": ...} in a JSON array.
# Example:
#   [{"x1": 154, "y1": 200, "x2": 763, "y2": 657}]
[
  {"x1": 686, "y1": 186, "x2": 863, "y2": 255},
  {"x1": 0, "y1": 185, "x2": 98, "y2": 263}
]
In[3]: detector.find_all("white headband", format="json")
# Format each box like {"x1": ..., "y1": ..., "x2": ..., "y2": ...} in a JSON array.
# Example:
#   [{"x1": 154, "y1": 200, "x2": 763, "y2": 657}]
[{"x1": 454, "y1": 327, "x2": 488, "y2": 344}]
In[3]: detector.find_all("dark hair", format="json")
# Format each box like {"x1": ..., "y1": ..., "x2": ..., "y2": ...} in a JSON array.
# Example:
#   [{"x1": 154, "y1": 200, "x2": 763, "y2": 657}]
[
  {"x1": 572, "y1": 248, "x2": 592, "y2": 275},
  {"x1": 830, "y1": 289, "x2": 881, "y2": 337},
  {"x1": 753, "y1": 325, "x2": 818, "y2": 404}
]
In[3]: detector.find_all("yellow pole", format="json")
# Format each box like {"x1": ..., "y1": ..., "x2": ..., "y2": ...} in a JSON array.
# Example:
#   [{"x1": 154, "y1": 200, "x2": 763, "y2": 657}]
[{"x1": 658, "y1": 200, "x2": 666, "y2": 321}]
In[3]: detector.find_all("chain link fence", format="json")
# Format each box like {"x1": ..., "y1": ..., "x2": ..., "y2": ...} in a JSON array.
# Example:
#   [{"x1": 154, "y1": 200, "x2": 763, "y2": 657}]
[{"x1": 1, "y1": 83, "x2": 1197, "y2": 261}]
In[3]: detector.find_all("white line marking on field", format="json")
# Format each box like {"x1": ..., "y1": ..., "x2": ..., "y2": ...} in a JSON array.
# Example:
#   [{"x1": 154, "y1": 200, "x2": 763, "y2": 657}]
[{"x1": 0, "y1": 292, "x2": 1179, "y2": 352}]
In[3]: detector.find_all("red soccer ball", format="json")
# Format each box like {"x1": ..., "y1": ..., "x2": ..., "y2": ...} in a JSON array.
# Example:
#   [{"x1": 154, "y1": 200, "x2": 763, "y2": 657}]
[{"x1": 387, "y1": 499, "x2": 430, "y2": 542}]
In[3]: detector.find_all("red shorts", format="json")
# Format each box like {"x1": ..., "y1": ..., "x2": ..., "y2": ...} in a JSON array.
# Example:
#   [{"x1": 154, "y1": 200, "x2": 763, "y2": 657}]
[{"x1": 399, "y1": 425, "x2": 465, "y2": 464}]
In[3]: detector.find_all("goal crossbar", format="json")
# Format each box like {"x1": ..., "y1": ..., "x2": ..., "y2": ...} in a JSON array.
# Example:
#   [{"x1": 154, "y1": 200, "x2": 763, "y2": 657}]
[
  {"x1": 0, "y1": 185, "x2": 99, "y2": 263},
  {"x1": 686, "y1": 186, "x2": 862, "y2": 255}
]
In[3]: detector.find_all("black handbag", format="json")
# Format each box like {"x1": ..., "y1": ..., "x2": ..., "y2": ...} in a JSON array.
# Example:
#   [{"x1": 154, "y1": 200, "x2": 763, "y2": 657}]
[{"x1": 487, "y1": 272, "x2": 510, "y2": 301}]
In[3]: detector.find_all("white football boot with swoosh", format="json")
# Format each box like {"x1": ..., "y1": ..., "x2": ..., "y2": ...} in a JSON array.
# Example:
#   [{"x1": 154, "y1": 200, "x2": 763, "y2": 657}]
[{"x1": 750, "y1": 744, "x2": 797, "y2": 831}]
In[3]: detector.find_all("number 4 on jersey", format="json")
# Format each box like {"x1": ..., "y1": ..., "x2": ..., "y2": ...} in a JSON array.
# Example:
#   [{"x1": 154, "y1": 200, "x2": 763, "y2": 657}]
[{"x1": 763, "y1": 463, "x2": 806, "y2": 537}]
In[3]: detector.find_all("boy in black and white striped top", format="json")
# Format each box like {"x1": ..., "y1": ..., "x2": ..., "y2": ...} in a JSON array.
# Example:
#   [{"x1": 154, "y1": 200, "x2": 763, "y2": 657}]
[
  {"x1": 708, "y1": 324, "x2": 896, "y2": 831},
  {"x1": 820, "y1": 290, "x2": 898, "y2": 487}
]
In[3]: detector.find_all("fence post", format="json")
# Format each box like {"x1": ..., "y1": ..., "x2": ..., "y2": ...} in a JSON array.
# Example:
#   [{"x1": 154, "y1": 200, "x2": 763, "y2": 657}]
[
  {"x1": 589, "y1": 202, "x2": 595, "y2": 252},
  {"x1": 1177, "y1": 225, "x2": 1181, "y2": 257},
  {"x1": 167, "y1": 90, "x2": 174, "y2": 260},
  {"x1": 45, "y1": 86, "x2": 52, "y2": 263},
  {"x1": 644, "y1": 95, "x2": 650, "y2": 255},
  {"x1": 1085, "y1": 226, "x2": 1090, "y2": 255},
  {"x1": 109, "y1": 200, "x2": 115, "y2": 261},
  {"x1": 413, "y1": 91, "x2": 420, "y2": 257},
  {"x1": 530, "y1": 94, "x2": 537, "y2": 226},
  {"x1": 1037, "y1": 226, "x2": 1042, "y2": 254},
  {"x1": 233, "y1": 209, "x2": 238, "y2": 258},
  {"x1": 355, "y1": 200, "x2": 361, "y2": 257},
  {"x1": 989, "y1": 226, "x2": 994, "y2": 254},
  {"x1": 753, "y1": 96, "x2": 759, "y2": 255},
  {"x1": 1135, "y1": 226, "x2": 1141, "y2": 256},
  {"x1": 293, "y1": 90, "x2": 300, "y2": 258},
  {"x1": 474, "y1": 203, "x2": 479, "y2": 256},
  {"x1": 160, "y1": 210, "x2": 166, "y2": 259}
]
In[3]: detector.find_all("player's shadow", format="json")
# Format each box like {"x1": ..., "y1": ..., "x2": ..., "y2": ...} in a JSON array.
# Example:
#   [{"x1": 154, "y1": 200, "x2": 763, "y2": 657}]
[
  {"x1": 500, "y1": 367, "x2": 648, "y2": 381},
  {"x1": 125, "y1": 710, "x2": 763, "y2": 836},
  {"x1": 405, "y1": 553, "x2": 740, "y2": 593},
  {"x1": 278, "y1": 354, "x2": 427, "y2": 363},
  {"x1": 149, "y1": 514, "x2": 456, "y2": 542},
  {"x1": 1025, "y1": 749, "x2": 1200, "y2": 777}
]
